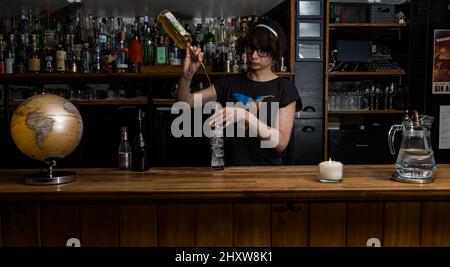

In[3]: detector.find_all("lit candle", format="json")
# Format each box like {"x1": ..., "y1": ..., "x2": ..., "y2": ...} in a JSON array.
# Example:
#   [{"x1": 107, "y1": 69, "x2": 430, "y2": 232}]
[{"x1": 319, "y1": 158, "x2": 343, "y2": 183}]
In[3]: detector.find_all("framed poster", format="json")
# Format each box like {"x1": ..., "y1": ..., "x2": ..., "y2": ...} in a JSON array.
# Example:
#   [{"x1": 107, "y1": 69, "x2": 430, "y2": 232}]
[
  {"x1": 432, "y1": 29, "x2": 450, "y2": 94},
  {"x1": 439, "y1": 105, "x2": 450, "y2": 149},
  {"x1": 297, "y1": 21, "x2": 322, "y2": 39},
  {"x1": 298, "y1": 0, "x2": 322, "y2": 18},
  {"x1": 296, "y1": 41, "x2": 322, "y2": 61}
]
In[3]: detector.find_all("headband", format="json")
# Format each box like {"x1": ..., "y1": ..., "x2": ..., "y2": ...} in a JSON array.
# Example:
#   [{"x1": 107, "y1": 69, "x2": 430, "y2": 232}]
[{"x1": 255, "y1": 24, "x2": 278, "y2": 38}]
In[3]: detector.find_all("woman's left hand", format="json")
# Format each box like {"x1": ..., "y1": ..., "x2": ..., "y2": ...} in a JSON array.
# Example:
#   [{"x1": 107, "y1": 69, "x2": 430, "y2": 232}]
[{"x1": 209, "y1": 107, "x2": 249, "y2": 129}]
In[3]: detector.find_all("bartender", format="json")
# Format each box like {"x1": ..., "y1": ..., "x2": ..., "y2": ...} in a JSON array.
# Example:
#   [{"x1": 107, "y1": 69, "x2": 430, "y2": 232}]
[{"x1": 177, "y1": 19, "x2": 302, "y2": 165}]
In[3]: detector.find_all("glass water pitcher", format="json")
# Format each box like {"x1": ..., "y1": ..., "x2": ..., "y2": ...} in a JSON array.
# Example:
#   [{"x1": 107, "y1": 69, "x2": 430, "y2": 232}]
[{"x1": 388, "y1": 111, "x2": 436, "y2": 183}]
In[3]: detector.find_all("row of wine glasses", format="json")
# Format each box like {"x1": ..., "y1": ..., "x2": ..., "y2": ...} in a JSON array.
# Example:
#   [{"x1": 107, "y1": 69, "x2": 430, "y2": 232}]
[{"x1": 328, "y1": 82, "x2": 402, "y2": 111}]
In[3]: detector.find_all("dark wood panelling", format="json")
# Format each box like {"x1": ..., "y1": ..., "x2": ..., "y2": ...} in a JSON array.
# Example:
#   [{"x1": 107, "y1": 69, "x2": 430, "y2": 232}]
[
  {"x1": 422, "y1": 201, "x2": 450, "y2": 246},
  {"x1": 157, "y1": 204, "x2": 195, "y2": 247},
  {"x1": 384, "y1": 202, "x2": 421, "y2": 247},
  {"x1": 40, "y1": 205, "x2": 79, "y2": 247},
  {"x1": 118, "y1": 204, "x2": 156, "y2": 247},
  {"x1": 346, "y1": 202, "x2": 383, "y2": 247},
  {"x1": 196, "y1": 204, "x2": 233, "y2": 247},
  {"x1": 309, "y1": 203, "x2": 346, "y2": 247},
  {"x1": 1, "y1": 205, "x2": 40, "y2": 247},
  {"x1": 0, "y1": 211, "x2": 2, "y2": 247},
  {"x1": 80, "y1": 205, "x2": 118, "y2": 246},
  {"x1": 271, "y1": 202, "x2": 309, "y2": 247},
  {"x1": 233, "y1": 203, "x2": 271, "y2": 247}
]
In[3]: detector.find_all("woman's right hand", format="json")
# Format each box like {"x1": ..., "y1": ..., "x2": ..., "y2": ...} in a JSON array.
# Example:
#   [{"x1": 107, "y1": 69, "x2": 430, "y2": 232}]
[{"x1": 182, "y1": 44, "x2": 204, "y2": 78}]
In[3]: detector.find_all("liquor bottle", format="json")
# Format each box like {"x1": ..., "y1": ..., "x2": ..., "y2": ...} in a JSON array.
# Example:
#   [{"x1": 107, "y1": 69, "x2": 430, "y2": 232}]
[
  {"x1": 157, "y1": 10, "x2": 202, "y2": 61},
  {"x1": 128, "y1": 29, "x2": 143, "y2": 72},
  {"x1": 92, "y1": 30, "x2": 101, "y2": 72},
  {"x1": 5, "y1": 50, "x2": 14, "y2": 74},
  {"x1": 239, "y1": 17, "x2": 249, "y2": 73},
  {"x1": 156, "y1": 10, "x2": 210, "y2": 85},
  {"x1": 193, "y1": 23, "x2": 204, "y2": 47},
  {"x1": 155, "y1": 34, "x2": 168, "y2": 65},
  {"x1": 42, "y1": 46, "x2": 55, "y2": 73},
  {"x1": 203, "y1": 25, "x2": 216, "y2": 65},
  {"x1": 75, "y1": 13, "x2": 82, "y2": 45},
  {"x1": 56, "y1": 41, "x2": 67, "y2": 72},
  {"x1": 115, "y1": 31, "x2": 128, "y2": 72},
  {"x1": 16, "y1": 34, "x2": 27, "y2": 73},
  {"x1": 131, "y1": 109, "x2": 149, "y2": 171},
  {"x1": 143, "y1": 25, "x2": 155, "y2": 65},
  {"x1": 27, "y1": 34, "x2": 41, "y2": 73},
  {"x1": 66, "y1": 34, "x2": 77, "y2": 73},
  {"x1": 118, "y1": 126, "x2": 131, "y2": 170},
  {"x1": 0, "y1": 34, "x2": 6, "y2": 74},
  {"x1": 157, "y1": 10, "x2": 193, "y2": 50},
  {"x1": 80, "y1": 43, "x2": 91, "y2": 73}
]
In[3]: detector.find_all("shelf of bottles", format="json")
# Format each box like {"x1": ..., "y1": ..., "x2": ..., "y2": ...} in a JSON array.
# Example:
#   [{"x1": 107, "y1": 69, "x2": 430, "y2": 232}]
[{"x1": 0, "y1": 9, "x2": 293, "y2": 79}]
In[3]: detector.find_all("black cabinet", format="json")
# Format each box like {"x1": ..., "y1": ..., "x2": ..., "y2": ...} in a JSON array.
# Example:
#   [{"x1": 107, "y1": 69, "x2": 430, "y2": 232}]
[
  {"x1": 291, "y1": 0, "x2": 325, "y2": 164},
  {"x1": 289, "y1": 118, "x2": 323, "y2": 164},
  {"x1": 295, "y1": 62, "x2": 323, "y2": 119},
  {"x1": 328, "y1": 128, "x2": 400, "y2": 164}
]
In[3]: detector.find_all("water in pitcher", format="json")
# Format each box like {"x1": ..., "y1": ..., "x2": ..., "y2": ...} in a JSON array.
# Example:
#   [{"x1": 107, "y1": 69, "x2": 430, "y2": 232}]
[{"x1": 395, "y1": 148, "x2": 436, "y2": 180}]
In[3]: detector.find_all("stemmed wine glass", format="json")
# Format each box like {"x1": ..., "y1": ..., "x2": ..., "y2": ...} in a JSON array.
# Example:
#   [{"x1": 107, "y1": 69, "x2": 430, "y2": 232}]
[
  {"x1": 387, "y1": 83, "x2": 396, "y2": 110},
  {"x1": 369, "y1": 85, "x2": 376, "y2": 110},
  {"x1": 364, "y1": 87, "x2": 371, "y2": 110},
  {"x1": 375, "y1": 86, "x2": 381, "y2": 110},
  {"x1": 384, "y1": 86, "x2": 390, "y2": 110}
]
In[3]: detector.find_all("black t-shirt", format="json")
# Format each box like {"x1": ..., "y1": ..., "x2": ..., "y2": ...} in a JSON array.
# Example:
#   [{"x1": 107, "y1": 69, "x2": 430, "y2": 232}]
[{"x1": 213, "y1": 73, "x2": 301, "y2": 166}]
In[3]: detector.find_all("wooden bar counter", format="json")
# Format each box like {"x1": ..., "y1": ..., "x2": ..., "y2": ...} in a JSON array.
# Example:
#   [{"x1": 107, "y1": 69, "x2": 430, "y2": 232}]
[{"x1": 1, "y1": 164, "x2": 450, "y2": 247}]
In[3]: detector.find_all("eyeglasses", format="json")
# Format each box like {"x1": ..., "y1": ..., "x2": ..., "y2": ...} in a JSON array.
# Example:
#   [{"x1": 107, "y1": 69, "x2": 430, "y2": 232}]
[{"x1": 245, "y1": 47, "x2": 270, "y2": 57}]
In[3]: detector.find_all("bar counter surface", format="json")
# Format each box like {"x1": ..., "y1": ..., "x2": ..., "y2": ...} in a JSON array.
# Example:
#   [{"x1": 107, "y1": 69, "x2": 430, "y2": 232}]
[
  {"x1": 0, "y1": 164, "x2": 450, "y2": 201},
  {"x1": 2, "y1": 165, "x2": 450, "y2": 247}
]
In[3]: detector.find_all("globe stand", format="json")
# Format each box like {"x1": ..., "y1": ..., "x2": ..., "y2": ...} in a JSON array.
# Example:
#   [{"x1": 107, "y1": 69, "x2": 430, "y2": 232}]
[{"x1": 25, "y1": 160, "x2": 75, "y2": 186}]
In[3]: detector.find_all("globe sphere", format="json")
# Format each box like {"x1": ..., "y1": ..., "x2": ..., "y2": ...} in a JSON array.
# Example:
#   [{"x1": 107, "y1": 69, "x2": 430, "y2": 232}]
[{"x1": 10, "y1": 93, "x2": 83, "y2": 162}]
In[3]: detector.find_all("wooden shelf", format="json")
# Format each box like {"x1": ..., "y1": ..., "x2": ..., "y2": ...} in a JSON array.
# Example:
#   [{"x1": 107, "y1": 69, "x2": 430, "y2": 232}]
[
  {"x1": 328, "y1": 110, "x2": 405, "y2": 115},
  {"x1": 329, "y1": 23, "x2": 407, "y2": 29},
  {"x1": 0, "y1": 67, "x2": 294, "y2": 83},
  {"x1": 152, "y1": 99, "x2": 177, "y2": 105},
  {"x1": 3, "y1": 98, "x2": 180, "y2": 106},
  {"x1": 328, "y1": 69, "x2": 406, "y2": 77},
  {"x1": 4, "y1": 98, "x2": 148, "y2": 106}
]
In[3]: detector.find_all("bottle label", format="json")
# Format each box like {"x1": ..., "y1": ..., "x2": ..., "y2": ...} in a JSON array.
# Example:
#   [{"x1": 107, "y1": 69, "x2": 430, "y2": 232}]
[
  {"x1": 156, "y1": 47, "x2": 167, "y2": 65},
  {"x1": 28, "y1": 58, "x2": 41, "y2": 72},
  {"x1": 67, "y1": 56, "x2": 77, "y2": 73},
  {"x1": 99, "y1": 34, "x2": 107, "y2": 44},
  {"x1": 119, "y1": 152, "x2": 131, "y2": 170},
  {"x1": 56, "y1": 50, "x2": 67, "y2": 71},
  {"x1": 164, "y1": 12, "x2": 189, "y2": 37},
  {"x1": 45, "y1": 55, "x2": 54, "y2": 72},
  {"x1": 5, "y1": 58, "x2": 14, "y2": 73}
]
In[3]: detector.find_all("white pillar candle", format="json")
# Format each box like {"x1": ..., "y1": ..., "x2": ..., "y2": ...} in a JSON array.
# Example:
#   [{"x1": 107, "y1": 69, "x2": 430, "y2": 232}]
[{"x1": 319, "y1": 158, "x2": 343, "y2": 183}]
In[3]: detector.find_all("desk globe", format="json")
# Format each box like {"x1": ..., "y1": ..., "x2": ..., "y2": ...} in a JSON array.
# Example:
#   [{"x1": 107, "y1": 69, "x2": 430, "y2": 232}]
[{"x1": 10, "y1": 93, "x2": 83, "y2": 185}]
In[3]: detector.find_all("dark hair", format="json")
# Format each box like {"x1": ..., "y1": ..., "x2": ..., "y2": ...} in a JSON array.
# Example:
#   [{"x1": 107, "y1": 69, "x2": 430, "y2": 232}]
[{"x1": 246, "y1": 18, "x2": 286, "y2": 63}]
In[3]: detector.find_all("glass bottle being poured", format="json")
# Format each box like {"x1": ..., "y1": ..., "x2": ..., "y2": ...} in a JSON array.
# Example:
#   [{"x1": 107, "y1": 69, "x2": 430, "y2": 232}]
[{"x1": 157, "y1": 10, "x2": 211, "y2": 87}]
